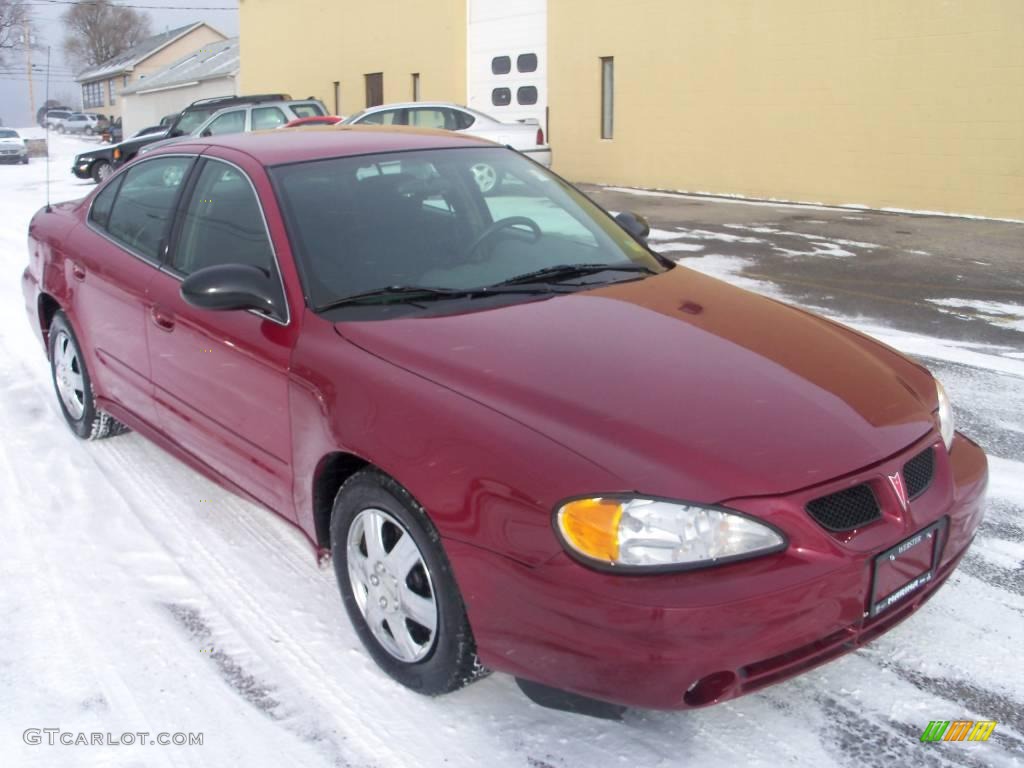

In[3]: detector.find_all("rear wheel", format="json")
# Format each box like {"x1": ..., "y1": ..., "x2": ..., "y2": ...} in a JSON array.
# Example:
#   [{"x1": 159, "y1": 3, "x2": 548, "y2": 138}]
[
  {"x1": 330, "y1": 470, "x2": 487, "y2": 695},
  {"x1": 48, "y1": 311, "x2": 129, "y2": 440},
  {"x1": 91, "y1": 160, "x2": 111, "y2": 183}
]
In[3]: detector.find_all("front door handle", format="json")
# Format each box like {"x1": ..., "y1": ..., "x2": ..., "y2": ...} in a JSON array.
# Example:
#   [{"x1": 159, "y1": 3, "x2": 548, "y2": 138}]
[{"x1": 151, "y1": 306, "x2": 175, "y2": 332}]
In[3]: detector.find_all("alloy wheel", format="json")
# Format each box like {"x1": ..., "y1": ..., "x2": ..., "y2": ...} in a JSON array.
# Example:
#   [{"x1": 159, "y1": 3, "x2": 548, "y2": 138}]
[
  {"x1": 53, "y1": 330, "x2": 85, "y2": 420},
  {"x1": 471, "y1": 162, "x2": 498, "y2": 193},
  {"x1": 346, "y1": 507, "x2": 438, "y2": 663}
]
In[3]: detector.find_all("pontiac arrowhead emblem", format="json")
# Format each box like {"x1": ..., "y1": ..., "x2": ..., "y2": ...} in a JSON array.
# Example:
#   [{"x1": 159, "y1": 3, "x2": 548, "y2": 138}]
[{"x1": 888, "y1": 471, "x2": 909, "y2": 511}]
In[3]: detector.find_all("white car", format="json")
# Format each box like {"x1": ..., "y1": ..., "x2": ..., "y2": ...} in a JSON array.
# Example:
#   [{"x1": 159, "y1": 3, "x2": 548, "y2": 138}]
[
  {"x1": 59, "y1": 113, "x2": 104, "y2": 135},
  {"x1": 0, "y1": 128, "x2": 29, "y2": 165},
  {"x1": 342, "y1": 102, "x2": 552, "y2": 192}
]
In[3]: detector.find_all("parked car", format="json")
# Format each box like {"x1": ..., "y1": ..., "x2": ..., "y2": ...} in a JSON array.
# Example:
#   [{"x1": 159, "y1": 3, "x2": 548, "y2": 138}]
[
  {"x1": 0, "y1": 128, "x2": 29, "y2": 164},
  {"x1": 38, "y1": 105, "x2": 74, "y2": 127},
  {"x1": 59, "y1": 112, "x2": 104, "y2": 135},
  {"x1": 43, "y1": 109, "x2": 73, "y2": 129},
  {"x1": 71, "y1": 93, "x2": 300, "y2": 183},
  {"x1": 24, "y1": 128, "x2": 987, "y2": 715},
  {"x1": 343, "y1": 102, "x2": 551, "y2": 192},
  {"x1": 137, "y1": 98, "x2": 328, "y2": 156}
]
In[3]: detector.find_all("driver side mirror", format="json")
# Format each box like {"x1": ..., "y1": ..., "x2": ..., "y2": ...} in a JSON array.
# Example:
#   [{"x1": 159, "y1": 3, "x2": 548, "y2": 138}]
[
  {"x1": 200, "y1": 128, "x2": 213, "y2": 138},
  {"x1": 615, "y1": 211, "x2": 650, "y2": 241},
  {"x1": 180, "y1": 264, "x2": 281, "y2": 316}
]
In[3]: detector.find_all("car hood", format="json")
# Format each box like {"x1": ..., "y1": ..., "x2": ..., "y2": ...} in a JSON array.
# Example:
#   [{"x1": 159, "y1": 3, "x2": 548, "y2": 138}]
[{"x1": 336, "y1": 268, "x2": 938, "y2": 502}]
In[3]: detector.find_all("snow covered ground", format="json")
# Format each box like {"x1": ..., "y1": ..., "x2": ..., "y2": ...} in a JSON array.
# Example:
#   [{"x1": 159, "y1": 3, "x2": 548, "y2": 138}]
[{"x1": 1, "y1": 134, "x2": 1022, "y2": 767}]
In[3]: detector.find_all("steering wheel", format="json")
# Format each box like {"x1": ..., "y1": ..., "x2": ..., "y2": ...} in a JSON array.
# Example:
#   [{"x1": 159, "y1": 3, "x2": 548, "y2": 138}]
[{"x1": 466, "y1": 217, "x2": 541, "y2": 258}]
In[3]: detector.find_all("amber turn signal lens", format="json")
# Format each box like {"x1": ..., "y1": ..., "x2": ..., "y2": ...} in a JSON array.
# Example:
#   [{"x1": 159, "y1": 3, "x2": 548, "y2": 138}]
[{"x1": 557, "y1": 498, "x2": 624, "y2": 563}]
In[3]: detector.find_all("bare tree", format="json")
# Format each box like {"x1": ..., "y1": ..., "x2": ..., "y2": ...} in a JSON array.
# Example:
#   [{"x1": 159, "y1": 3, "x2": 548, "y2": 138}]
[
  {"x1": 62, "y1": 0, "x2": 151, "y2": 73},
  {"x1": 0, "y1": 0, "x2": 27, "y2": 66}
]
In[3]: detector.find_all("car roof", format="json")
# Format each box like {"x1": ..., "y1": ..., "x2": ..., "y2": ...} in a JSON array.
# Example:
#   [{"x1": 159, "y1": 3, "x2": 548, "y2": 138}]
[{"x1": 166, "y1": 125, "x2": 498, "y2": 166}]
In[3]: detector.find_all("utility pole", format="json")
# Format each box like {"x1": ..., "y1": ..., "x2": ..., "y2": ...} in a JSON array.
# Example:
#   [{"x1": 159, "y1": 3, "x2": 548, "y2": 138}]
[{"x1": 22, "y1": 16, "x2": 35, "y2": 119}]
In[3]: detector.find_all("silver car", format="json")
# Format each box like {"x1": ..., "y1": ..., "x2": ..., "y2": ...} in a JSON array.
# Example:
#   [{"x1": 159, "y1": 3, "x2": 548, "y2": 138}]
[
  {"x1": 343, "y1": 102, "x2": 552, "y2": 192},
  {"x1": 0, "y1": 128, "x2": 29, "y2": 164},
  {"x1": 137, "y1": 98, "x2": 327, "y2": 156}
]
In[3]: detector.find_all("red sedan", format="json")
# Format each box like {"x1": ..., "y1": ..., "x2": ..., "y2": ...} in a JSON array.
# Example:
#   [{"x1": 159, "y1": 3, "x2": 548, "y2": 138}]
[{"x1": 21, "y1": 127, "x2": 987, "y2": 715}]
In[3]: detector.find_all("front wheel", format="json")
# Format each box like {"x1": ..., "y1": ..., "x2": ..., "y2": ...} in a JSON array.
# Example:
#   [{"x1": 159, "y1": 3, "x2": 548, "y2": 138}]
[
  {"x1": 91, "y1": 160, "x2": 112, "y2": 184},
  {"x1": 49, "y1": 311, "x2": 129, "y2": 440},
  {"x1": 330, "y1": 470, "x2": 487, "y2": 695}
]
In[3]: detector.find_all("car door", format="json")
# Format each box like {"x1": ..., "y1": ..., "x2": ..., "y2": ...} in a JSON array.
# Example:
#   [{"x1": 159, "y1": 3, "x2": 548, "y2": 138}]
[
  {"x1": 146, "y1": 155, "x2": 294, "y2": 511},
  {"x1": 74, "y1": 155, "x2": 194, "y2": 426}
]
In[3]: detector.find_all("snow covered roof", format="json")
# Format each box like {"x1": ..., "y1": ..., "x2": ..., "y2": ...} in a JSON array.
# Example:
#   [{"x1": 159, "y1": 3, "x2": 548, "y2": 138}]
[
  {"x1": 75, "y1": 23, "x2": 208, "y2": 83},
  {"x1": 120, "y1": 37, "x2": 239, "y2": 96}
]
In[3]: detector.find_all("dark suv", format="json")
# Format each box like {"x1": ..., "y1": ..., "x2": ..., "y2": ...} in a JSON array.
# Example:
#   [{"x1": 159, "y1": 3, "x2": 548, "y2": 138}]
[{"x1": 71, "y1": 94, "x2": 293, "y2": 183}]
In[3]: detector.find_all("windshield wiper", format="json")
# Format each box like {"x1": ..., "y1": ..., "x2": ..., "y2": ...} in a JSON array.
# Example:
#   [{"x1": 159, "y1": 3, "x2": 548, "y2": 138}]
[
  {"x1": 316, "y1": 283, "x2": 566, "y2": 312},
  {"x1": 491, "y1": 262, "x2": 656, "y2": 287}
]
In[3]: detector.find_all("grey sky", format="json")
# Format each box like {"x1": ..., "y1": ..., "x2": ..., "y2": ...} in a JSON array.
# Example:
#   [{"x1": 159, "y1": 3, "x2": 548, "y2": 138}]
[{"x1": 0, "y1": 0, "x2": 239, "y2": 127}]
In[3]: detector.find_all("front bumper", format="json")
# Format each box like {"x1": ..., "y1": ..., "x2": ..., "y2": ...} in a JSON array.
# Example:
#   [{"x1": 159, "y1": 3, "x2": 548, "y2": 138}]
[
  {"x1": 0, "y1": 149, "x2": 27, "y2": 163},
  {"x1": 449, "y1": 431, "x2": 987, "y2": 710}
]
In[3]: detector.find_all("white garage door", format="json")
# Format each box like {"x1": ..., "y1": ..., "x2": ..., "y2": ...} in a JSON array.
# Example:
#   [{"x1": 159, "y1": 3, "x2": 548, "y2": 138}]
[{"x1": 467, "y1": 0, "x2": 547, "y2": 133}]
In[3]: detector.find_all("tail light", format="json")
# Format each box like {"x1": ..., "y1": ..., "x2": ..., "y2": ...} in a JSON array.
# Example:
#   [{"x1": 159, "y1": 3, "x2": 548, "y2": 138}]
[{"x1": 536, "y1": 127, "x2": 544, "y2": 146}]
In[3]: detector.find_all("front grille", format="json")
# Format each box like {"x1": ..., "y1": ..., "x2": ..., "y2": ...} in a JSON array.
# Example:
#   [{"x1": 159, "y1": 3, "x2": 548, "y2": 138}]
[
  {"x1": 903, "y1": 447, "x2": 934, "y2": 499},
  {"x1": 806, "y1": 484, "x2": 881, "y2": 531}
]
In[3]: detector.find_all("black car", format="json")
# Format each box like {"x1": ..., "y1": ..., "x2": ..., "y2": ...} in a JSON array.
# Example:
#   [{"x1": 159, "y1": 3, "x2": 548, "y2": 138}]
[{"x1": 71, "y1": 93, "x2": 291, "y2": 183}]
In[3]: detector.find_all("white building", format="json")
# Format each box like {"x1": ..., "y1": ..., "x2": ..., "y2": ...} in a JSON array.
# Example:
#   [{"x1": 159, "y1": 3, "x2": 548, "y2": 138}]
[{"x1": 119, "y1": 37, "x2": 239, "y2": 136}]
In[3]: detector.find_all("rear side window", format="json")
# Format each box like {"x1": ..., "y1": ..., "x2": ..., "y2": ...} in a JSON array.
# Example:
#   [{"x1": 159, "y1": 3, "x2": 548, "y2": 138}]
[
  {"x1": 290, "y1": 102, "x2": 325, "y2": 118},
  {"x1": 89, "y1": 175, "x2": 123, "y2": 229},
  {"x1": 452, "y1": 110, "x2": 475, "y2": 130},
  {"x1": 106, "y1": 157, "x2": 191, "y2": 261},
  {"x1": 171, "y1": 160, "x2": 277, "y2": 281},
  {"x1": 252, "y1": 106, "x2": 287, "y2": 130}
]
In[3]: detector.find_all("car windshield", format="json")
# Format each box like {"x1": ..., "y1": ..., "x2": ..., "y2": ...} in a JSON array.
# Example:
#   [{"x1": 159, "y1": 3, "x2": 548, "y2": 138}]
[
  {"x1": 0, "y1": 129, "x2": 18, "y2": 138},
  {"x1": 269, "y1": 147, "x2": 666, "y2": 313}
]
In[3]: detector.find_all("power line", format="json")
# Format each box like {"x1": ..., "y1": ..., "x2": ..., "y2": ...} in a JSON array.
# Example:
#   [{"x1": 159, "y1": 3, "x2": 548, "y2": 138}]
[{"x1": 22, "y1": 1, "x2": 237, "y2": 9}]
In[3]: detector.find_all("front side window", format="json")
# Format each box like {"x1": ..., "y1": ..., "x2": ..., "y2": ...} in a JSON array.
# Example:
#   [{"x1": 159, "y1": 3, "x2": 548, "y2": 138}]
[
  {"x1": 270, "y1": 148, "x2": 662, "y2": 314},
  {"x1": 203, "y1": 110, "x2": 246, "y2": 136},
  {"x1": 171, "y1": 160, "x2": 276, "y2": 280},
  {"x1": 252, "y1": 106, "x2": 287, "y2": 130},
  {"x1": 106, "y1": 157, "x2": 192, "y2": 260}
]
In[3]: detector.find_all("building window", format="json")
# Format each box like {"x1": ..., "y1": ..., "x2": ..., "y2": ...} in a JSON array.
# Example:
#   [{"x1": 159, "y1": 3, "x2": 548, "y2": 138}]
[
  {"x1": 412, "y1": 72, "x2": 420, "y2": 101},
  {"x1": 108, "y1": 78, "x2": 116, "y2": 105},
  {"x1": 491, "y1": 87, "x2": 511, "y2": 107},
  {"x1": 491, "y1": 56, "x2": 511, "y2": 75},
  {"x1": 365, "y1": 72, "x2": 383, "y2": 107},
  {"x1": 600, "y1": 57, "x2": 614, "y2": 139},
  {"x1": 516, "y1": 86, "x2": 538, "y2": 105},
  {"x1": 123, "y1": 74, "x2": 129, "y2": 88},
  {"x1": 82, "y1": 81, "x2": 104, "y2": 109},
  {"x1": 517, "y1": 53, "x2": 538, "y2": 73}
]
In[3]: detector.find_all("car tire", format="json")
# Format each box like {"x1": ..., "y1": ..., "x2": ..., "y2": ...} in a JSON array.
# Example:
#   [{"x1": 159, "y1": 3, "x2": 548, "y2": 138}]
[
  {"x1": 56, "y1": 125, "x2": 64, "y2": 134},
  {"x1": 22, "y1": 157, "x2": 29, "y2": 165},
  {"x1": 91, "y1": 161, "x2": 111, "y2": 184},
  {"x1": 48, "y1": 311, "x2": 129, "y2": 440},
  {"x1": 84, "y1": 126, "x2": 94, "y2": 135},
  {"x1": 329, "y1": 469, "x2": 488, "y2": 696}
]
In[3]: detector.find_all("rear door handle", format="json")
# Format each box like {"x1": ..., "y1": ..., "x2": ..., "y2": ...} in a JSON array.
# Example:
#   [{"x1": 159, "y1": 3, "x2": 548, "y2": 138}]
[
  {"x1": 71, "y1": 263, "x2": 86, "y2": 281},
  {"x1": 151, "y1": 306, "x2": 175, "y2": 332}
]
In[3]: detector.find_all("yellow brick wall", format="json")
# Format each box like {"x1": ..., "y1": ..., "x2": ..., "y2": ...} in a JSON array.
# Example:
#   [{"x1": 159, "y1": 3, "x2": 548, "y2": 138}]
[
  {"x1": 550, "y1": 0, "x2": 1024, "y2": 219},
  {"x1": 239, "y1": 0, "x2": 466, "y2": 117}
]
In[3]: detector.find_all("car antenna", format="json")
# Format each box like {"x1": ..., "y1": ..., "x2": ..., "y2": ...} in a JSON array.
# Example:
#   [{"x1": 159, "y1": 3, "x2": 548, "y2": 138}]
[{"x1": 44, "y1": 45, "x2": 51, "y2": 213}]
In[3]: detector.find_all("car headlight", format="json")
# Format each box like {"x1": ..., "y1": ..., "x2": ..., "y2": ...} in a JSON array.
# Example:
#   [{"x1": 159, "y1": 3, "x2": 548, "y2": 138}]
[
  {"x1": 555, "y1": 497, "x2": 786, "y2": 571},
  {"x1": 936, "y1": 379, "x2": 955, "y2": 451}
]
